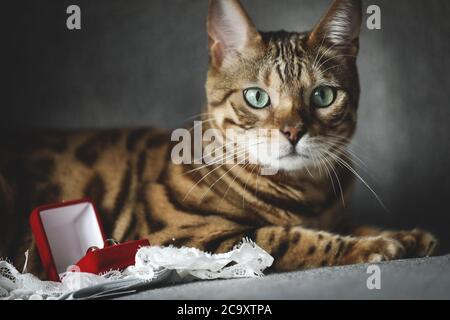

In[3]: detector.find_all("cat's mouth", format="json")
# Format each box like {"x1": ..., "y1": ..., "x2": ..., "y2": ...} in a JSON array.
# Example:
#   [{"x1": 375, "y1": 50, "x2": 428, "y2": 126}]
[{"x1": 277, "y1": 149, "x2": 310, "y2": 160}]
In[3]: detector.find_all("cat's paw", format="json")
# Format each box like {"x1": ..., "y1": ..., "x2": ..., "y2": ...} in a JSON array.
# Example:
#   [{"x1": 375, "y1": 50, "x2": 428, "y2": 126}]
[
  {"x1": 340, "y1": 236, "x2": 405, "y2": 265},
  {"x1": 381, "y1": 229, "x2": 438, "y2": 258}
]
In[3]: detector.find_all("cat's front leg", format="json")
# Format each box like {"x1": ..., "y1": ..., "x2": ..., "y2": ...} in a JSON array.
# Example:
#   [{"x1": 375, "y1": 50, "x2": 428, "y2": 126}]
[
  {"x1": 348, "y1": 225, "x2": 438, "y2": 258},
  {"x1": 252, "y1": 226, "x2": 406, "y2": 272}
]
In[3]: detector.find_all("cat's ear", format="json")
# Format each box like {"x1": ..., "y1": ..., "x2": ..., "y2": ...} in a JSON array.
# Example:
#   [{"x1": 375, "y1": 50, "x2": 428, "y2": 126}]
[
  {"x1": 308, "y1": 0, "x2": 362, "y2": 55},
  {"x1": 207, "y1": 0, "x2": 262, "y2": 68}
]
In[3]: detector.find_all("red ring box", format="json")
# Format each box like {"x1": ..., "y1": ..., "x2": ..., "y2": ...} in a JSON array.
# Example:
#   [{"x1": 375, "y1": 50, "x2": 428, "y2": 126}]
[{"x1": 30, "y1": 198, "x2": 149, "y2": 281}]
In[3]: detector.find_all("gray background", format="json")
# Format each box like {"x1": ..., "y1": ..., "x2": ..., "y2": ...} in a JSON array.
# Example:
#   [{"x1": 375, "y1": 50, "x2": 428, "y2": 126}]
[{"x1": 4, "y1": 0, "x2": 450, "y2": 251}]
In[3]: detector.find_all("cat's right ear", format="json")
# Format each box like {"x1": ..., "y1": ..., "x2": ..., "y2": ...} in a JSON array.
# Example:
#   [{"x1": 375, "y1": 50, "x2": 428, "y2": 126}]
[{"x1": 207, "y1": 0, "x2": 262, "y2": 68}]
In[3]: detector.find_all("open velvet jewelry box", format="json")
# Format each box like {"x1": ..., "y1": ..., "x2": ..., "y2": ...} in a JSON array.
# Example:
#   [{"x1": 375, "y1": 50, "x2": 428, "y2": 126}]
[{"x1": 30, "y1": 198, "x2": 149, "y2": 281}]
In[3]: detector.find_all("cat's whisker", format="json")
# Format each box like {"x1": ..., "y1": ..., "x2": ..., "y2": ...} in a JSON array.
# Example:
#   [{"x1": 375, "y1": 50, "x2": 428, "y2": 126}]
[
  {"x1": 314, "y1": 42, "x2": 339, "y2": 69},
  {"x1": 181, "y1": 141, "x2": 263, "y2": 176},
  {"x1": 322, "y1": 135, "x2": 353, "y2": 145},
  {"x1": 182, "y1": 149, "x2": 250, "y2": 200},
  {"x1": 304, "y1": 144, "x2": 316, "y2": 179},
  {"x1": 312, "y1": 139, "x2": 367, "y2": 175},
  {"x1": 199, "y1": 162, "x2": 242, "y2": 202},
  {"x1": 182, "y1": 112, "x2": 215, "y2": 122},
  {"x1": 320, "y1": 148, "x2": 345, "y2": 205},
  {"x1": 242, "y1": 164, "x2": 258, "y2": 209},
  {"x1": 309, "y1": 143, "x2": 324, "y2": 177},
  {"x1": 323, "y1": 133, "x2": 365, "y2": 150},
  {"x1": 321, "y1": 154, "x2": 337, "y2": 196},
  {"x1": 318, "y1": 63, "x2": 344, "y2": 75},
  {"x1": 254, "y1": 166, "x2": 261, "y2": 199},
  {"x1": 312, "y1": 138, "x2": 368, "y2": 171},
  {"x1": 203, "y1": 138, "x2": 266, "y2": 206},
  {"x1": 319, "y1": 147, "x2": 389, "y2": 212},
  {"x1": 182, "y1": 162, "x2": 227, "y2": 202},
  {"x1": 184, "y1": 142, "x2": 258, "y2": 173},
  {"x1": 323, "y1": 136, "x2": 367, "y2": 158},
  {"x1": 187, "y1": 118, "x2": 216, "y2": 132},
  {"x1": 218, "y1": 164, "x2": 245, "y2": 209},
  {"x1": 309, "y1": 135, "x2": 366, "y2": 163},
  {"x1": 312, "y1": 140, "x2": 373, "y2": 187},
  {"x1": 333, "y1": 146, "x2": 369, "y2": 173},
  {"x1": 181, "y1": 147, "x2": 249, "y2": 177},
  {"x1": 312, "y1": 35, "x2": 328, "y2": 69},
  {"x1": 316, "y1": 54, "x2": 357, "y2": 72},
  {"x1": 182, "y1": 142, "x2": 264, "y2": 200},
  {"x1": 314, "y1": 147, "x2": 337, "y2": 196},
  {"x1": 200, "y1": 138, "x2": 243, "y2": 161}
]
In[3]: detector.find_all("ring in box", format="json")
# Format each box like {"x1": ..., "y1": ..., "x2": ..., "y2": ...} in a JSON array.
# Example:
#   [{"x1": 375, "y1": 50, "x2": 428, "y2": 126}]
[{"x1": 30, "y1": 198, "x2": 149, "y2": 281}]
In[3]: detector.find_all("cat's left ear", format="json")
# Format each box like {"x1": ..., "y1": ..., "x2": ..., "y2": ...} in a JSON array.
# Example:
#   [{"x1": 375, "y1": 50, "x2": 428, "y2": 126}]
[
  {"x1": 207, "y1": 0, "x2": 262, "y2": 68},
  {"x1": 308, "y1": 0, "x2": 362, "y2": 55}
]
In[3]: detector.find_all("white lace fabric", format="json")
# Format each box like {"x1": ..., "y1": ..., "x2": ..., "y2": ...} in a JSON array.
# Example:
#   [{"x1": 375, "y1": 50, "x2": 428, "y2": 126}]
[{"x1": 0, "y1": 238, "x2": 273, "y2": 300}]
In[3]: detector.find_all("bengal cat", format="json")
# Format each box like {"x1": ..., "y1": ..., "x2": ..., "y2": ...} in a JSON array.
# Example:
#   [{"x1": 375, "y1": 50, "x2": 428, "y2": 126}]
[{"x1": 0, "y1": 0, "x2": 437, "y2": 277}]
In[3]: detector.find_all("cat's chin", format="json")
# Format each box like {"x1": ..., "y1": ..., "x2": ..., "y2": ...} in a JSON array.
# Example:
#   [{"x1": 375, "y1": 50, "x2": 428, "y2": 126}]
[
  {"x1": 275, "y1": 154, "x2": 313, "y2": 172},
  {"x1": 246, "y1": 140, "x2": 314, "y2": 173}
]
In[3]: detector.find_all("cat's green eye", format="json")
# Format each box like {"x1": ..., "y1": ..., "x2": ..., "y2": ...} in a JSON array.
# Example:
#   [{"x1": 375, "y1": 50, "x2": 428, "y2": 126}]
[
  {"x1": 243, "y1": 87, "x2": 271, "y2": 109},
  {"x1": 311, "y1": 86, "x2": 336, "y2": 108}
]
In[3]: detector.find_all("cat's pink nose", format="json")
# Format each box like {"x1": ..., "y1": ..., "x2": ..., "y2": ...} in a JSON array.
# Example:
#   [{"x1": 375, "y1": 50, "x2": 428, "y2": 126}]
[{"x1": 281, "y1": 125, "x2": 305, "y2": 145}]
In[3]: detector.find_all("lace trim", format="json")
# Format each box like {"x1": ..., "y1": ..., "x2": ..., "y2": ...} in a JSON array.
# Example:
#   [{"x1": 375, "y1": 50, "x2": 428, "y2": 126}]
[{"x1": 0, "y1": 238, "x2": 273, "y2": 300}]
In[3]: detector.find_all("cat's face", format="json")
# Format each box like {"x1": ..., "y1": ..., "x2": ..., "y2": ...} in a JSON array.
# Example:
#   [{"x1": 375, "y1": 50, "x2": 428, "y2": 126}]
[{"x1": 206, "y1": 0, "x2": 362, "y2": 172}]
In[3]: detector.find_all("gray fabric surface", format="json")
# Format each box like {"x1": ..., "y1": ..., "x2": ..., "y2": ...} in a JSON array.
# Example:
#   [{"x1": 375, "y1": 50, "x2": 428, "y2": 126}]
[{"x1": 117, "y1": 255, "x2": 450, "y2": 300}]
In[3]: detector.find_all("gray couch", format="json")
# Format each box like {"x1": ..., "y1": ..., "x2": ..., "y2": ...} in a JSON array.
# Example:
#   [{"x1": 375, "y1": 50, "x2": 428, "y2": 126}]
[{"x1": 117, "y1": 255, "x2": 450, "y2": 300}]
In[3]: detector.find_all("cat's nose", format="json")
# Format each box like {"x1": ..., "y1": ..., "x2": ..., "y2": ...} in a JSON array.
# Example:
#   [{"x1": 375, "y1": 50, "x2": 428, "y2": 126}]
[{"x1": 281, "y1": 125, "x2": 305, "y2": 145}]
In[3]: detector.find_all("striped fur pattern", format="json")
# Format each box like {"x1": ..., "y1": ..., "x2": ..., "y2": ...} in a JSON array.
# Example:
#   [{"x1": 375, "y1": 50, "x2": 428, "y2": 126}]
[{"x1": 0, "y1": 0, "x2": 437, "y2": 277}]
